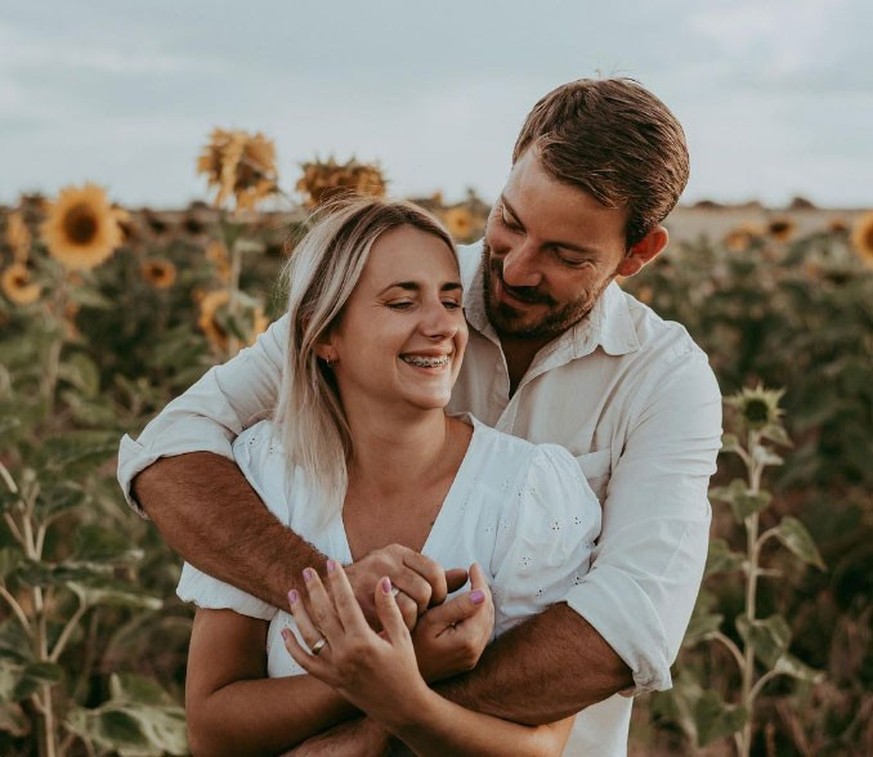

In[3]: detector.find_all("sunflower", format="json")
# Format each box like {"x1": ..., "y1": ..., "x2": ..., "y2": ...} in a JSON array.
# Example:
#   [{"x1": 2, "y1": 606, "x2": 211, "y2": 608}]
[
  {"x1": 850, "y1": 210, "x2": 873, "y2": 267},
  {"x1": 5, "y1": 211, "x2": 32, "y2": 261},
  {"x1": 443, "y1": 207, "x2": 474, "y2": 241},
  {"x1": 767, "y1": 218, "x2": 795, "y2": 242},
  {"x1": 197, "y1": 289, "x2": 268, "y2": 354},
  {"x1": 1, "y1": 262, "x2": 41, "y2": 305},
  {"x1": 296, "y1": 157, "x2": 387, "y2": 209},
  {"x1": 197, "y1": 128, "x2": 278, "y2": 211},
  {"x1": 40, "y1": 184, "x2": 123, "y2": 271},
  {"x1": 205, "y1": 240, "x2": 231, "y2": 283},
  {"x1": 723, "y1": 223, "x2": 763, "y2": 253},
  {"x1": 140, "y1": 259, "x2": 177, "y2": 289},
  {"x1": 725, "y1": 384, "x2": 785, "y2": 433}
]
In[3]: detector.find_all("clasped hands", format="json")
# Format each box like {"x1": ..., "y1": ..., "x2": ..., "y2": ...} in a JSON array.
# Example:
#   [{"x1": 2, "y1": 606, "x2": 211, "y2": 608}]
[{"x1": 285, "y1": 545, "x2": 494, "y2": 689}]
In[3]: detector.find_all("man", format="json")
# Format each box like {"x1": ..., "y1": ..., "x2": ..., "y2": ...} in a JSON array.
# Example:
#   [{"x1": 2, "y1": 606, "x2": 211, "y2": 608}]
[{"x1": 119, "y1": 77, "x2": 722, "y2": 755}]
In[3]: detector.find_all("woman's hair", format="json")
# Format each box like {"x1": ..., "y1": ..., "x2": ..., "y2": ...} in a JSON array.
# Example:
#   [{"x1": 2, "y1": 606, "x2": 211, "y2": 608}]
[{"x1": 274, "y1": 195, "x2": 457, "y2": 520}]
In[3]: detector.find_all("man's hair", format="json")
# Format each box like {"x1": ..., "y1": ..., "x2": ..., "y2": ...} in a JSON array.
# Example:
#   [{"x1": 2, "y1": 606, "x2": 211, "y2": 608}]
[
  {"x1": 275, "y1": 196, "x2": 457, "y2": 522},
  {"x1": 513, "y1": 77, "x2": 690, "y2": 246}
]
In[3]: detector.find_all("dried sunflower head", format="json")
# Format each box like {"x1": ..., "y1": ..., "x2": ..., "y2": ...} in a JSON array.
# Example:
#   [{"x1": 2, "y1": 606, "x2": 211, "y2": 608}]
[
  {"x1": 197, "y1": 128, "x2": 279, "y2": 211},
  {"x1": 296, "y1": 157, "x2": 387, "y2": 209}
]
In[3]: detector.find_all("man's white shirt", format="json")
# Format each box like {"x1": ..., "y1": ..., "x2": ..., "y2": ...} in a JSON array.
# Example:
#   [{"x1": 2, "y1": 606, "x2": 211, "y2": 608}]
[{"x1": 118, "y1": 241, "x2": 722, "y2": 756}]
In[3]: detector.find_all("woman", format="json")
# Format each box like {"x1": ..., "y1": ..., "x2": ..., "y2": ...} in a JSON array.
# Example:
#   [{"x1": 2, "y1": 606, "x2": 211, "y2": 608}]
[{"x1": 178, "y1": 197, "x2": 601, "y2": 755}]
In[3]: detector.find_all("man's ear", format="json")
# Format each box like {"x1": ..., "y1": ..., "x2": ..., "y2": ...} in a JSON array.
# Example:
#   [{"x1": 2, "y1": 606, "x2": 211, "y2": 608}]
[{"x1": 617, "y1": 225, "x2": 669, "y2": 277}]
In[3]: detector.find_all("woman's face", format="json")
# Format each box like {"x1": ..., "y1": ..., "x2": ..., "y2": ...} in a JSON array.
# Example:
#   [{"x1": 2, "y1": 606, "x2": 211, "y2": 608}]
[{"x1": 325, "y1": 224, "x2": 467, "y2": 418}]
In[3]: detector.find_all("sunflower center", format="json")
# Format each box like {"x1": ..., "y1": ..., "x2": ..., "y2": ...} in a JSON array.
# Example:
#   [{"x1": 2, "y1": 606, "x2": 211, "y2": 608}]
[
  {"x1": 743, "y1": 399, "x2": 770, "y2": 425},
  {"x1": 63, "y1": 203, "x2": 99, "y2": 245}
]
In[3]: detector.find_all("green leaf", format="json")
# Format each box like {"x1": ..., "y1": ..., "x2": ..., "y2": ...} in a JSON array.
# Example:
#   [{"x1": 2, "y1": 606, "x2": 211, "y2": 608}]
[
  {"x1": 771, "y1": 516, "x2": 826, "y2": 570},
  {"x1": 720, "y1": 433, "x2": 741, "y2": 454},
  {"x1": 736, "y1": 614, "x2": 792, "y2": 667},
  {"x1": 57, "y1": 352, "x2": 101, "y2": 398},
  {"x1": 68, "y1": 287, "x2": 114, "y2": 309},
  {"x1": 710, "y1": 479, "x2": 772, "y2": 522},
  {"x1": 759, "y1": 423, "x2": 793, "y2": 448},
  {"x1": 0, "y1": 658, "x2": 21, "y2": 701},
  {"x1": 0, "y1": 548, "x2": 23, "y2": 581},
  {"x1": 683, "y1": 610, "x2": 724, "y2": 646},
  {"x1": 694, "y1": 690, "x2": 748, "y2": 746},
  {"x1": 110, "y1": 673, "x2": 178, "y2": 707},
  {"x1": 12, "y1": 661, "x2": 63, "y2": 700},
  {"x1": 752, "y1": 446, "x2": 784, "y2": 467},
  {"x1": 705, "y1": 538, "x2": 746, "y2": 577},
  {"x1": 75, "y1": 524, "x2": 145, "y2": 565},
  {"x1": 774, "y1": 652, "x2": 825, "y2": 684},
  {"x1": 74, "y1": 585, "x2": 163, "y2": 612}
]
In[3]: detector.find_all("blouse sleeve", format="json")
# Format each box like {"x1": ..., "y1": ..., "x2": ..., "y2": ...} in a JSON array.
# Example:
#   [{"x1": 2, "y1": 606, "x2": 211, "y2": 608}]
[
  {"x1": 489, "y1": 443, "x2": 602, "y2": 639},
  {"x1": 176, "y1": 563, "x2": 277, "y2": 621}
]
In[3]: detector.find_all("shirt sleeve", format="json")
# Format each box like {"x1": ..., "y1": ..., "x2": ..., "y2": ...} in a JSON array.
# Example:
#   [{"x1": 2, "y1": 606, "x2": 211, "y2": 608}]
[
  {"x1": 564, "y1": 349, "x2": 722, "y2": 695},
  {"x1": 176, "y1": 562, "x2": 277, "y2": 620},
  {"x1": 490, "y1": 444, "x2": 602, "y2": 639},
  {"x1": 116, "y1": 314, "x2": 289, "y2": 516}
]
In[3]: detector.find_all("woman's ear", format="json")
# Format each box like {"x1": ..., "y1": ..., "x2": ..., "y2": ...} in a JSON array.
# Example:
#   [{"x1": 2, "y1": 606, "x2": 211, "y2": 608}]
[{"x1": 617, "y1": 225, "x2": 669, "y2": 277}]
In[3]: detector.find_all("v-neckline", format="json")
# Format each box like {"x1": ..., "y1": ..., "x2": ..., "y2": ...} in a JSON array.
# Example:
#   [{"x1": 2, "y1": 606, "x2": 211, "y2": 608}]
[{"x1": 335, "y1": 415, "x2": 481, "y2": 563}]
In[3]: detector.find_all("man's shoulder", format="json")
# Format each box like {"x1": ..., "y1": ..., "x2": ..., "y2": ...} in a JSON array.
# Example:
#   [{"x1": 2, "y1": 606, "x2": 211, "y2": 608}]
[{"x1": 618, "y1": 287, "x2": 708, "y2": 365}]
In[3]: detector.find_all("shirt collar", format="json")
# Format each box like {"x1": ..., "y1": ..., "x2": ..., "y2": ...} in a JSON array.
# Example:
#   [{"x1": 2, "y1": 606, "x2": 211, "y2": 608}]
[{"x1": 461, "y1": 241, "x2": 640, "y2": 358}]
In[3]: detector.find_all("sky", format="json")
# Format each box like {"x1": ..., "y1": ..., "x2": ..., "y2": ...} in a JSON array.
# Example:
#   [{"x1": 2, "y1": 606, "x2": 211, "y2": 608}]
[{"x1": 1, "y1": 0, "x2": 871, "y2": 209}]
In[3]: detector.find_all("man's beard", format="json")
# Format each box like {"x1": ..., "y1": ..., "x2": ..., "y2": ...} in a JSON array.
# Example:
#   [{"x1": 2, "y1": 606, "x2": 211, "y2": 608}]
[{"x1": 481, "y1": 241, "x2": 614, "y2": 341}]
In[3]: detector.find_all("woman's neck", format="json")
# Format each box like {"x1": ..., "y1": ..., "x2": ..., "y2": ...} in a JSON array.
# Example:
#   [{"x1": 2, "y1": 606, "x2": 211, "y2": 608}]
[{"x1": 344, "y1": 406, "x2": 458, "y2": 497}]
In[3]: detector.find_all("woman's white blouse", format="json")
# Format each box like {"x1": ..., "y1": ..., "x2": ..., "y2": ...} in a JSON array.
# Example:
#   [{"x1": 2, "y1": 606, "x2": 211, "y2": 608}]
[{"x1": 177, "y1": 415, "x2": 601, "y2": 678}]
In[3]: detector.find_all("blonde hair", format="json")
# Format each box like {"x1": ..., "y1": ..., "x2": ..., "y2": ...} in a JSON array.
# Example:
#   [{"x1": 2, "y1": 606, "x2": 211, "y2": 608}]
[{"x1": 274, "y1": 196, "x2": 457, "y2": 520}]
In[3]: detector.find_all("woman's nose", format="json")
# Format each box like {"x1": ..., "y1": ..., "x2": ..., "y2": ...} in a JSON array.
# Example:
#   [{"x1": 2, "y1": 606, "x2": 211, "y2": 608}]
[{"x1": 421, "y1": 300, "x2": 458, "y2": 338}]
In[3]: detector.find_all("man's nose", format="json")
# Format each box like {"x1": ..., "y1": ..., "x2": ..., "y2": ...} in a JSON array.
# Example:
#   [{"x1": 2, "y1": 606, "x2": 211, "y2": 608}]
[{"x1": 501, "y1": 241, "x2": 541, "y2": 288}]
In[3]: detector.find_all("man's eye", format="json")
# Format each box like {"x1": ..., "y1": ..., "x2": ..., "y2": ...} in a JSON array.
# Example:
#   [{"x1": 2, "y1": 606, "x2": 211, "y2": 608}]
[{"x1": 442, "y1": 300, "x2": 462, "y2": 310}]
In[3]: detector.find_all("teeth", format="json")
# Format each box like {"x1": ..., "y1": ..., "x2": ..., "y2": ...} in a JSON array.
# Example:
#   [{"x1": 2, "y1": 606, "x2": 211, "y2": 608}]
[{"x1": 401, "y1": 355, "x2": 450, "y2": 368}]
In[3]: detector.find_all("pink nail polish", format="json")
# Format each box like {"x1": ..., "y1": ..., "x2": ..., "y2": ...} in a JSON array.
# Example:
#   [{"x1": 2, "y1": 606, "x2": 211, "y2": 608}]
[
  {"x1": 281, "y1": 628, "x2": 290, "y2": 640},
  {"x1": 288, "y1": 589, "x2": 299, "y2": 605},
  {"x1": 381, "y1": 577, "x2": 392, "y2": 594},
  {"x1": 326, "y1": 559, "x2": 337, "y2": 573},
  {"x1": 470, "y1": 589, "x2": 485, "y2": 605},
  {"x1": 303, "y1": 567, "x2": 315, "y2": 582}
]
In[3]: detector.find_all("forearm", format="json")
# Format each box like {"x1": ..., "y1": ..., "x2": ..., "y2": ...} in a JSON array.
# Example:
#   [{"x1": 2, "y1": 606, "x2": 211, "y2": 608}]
[
  {"x1": 437, "y1": 603, "x2": 633, "y2": 724},
  {"x1": 189, "y1": 674, "x2": 356, "y2": 756},
  {"x1": 383, "y1": 686, "x2": 572, "y2": 757},
  {"x1": 133, "y1": 452, "x2": 324, "y2": 606}
]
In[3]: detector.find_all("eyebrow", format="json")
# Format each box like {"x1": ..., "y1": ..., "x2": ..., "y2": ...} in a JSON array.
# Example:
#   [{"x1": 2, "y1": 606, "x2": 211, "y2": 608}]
[
  {"x1": 378, "y1": 281, "x2": 463, "y2": 295},
  {"x1": 501, "y1": 195, "x2": 601, "y2": 255}
]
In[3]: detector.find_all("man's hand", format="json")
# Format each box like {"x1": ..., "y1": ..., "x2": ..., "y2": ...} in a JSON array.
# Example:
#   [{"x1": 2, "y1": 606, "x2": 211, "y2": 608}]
[
  {"x1": 412, "y1": 563, "x2": 494, "y2": 682},
  {"x1": 283, "y1": 716, "x2": 392, "y2": 756},
  {"x1": 344, "y1": 544, "x2": 467, "y2": 628}
]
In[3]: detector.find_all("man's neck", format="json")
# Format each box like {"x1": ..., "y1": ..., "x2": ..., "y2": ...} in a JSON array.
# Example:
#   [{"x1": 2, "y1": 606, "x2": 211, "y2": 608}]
[{"x1": 501, "y1": 335, "x2": 553, "y2": 396}]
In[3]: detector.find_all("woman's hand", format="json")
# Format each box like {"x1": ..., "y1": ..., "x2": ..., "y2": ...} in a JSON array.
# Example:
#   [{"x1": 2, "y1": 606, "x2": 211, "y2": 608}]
[
  {"x1": 283, "y1": 560, "x2": 433, "y2": 730},
  {"x1": 411, "y1": 562, "x2": 495, "y2": 682}
]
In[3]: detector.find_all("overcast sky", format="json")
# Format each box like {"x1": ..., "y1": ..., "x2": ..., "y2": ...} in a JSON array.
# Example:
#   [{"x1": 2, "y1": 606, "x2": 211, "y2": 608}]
[{"x1": 1, "y1": 0, "x2": 870, "y2": 209}]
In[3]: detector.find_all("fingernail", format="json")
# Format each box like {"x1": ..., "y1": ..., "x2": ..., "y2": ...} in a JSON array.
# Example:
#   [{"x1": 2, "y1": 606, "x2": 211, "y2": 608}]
[
  {"x1": 281, "y1": 628, "x2": 290, "y2": 640},
  {"x1": 326, "y1": 559, "x2": 337, "y2": 573},
  {"x1": 470, "y1": 589, "x2": 485, "y2": 605},
  {"x1": 381, "y1": 577, "x2": 392, "y2": 594},
  {"x1": 303, "y1": 567, "x2": 315, "y2": 582},
  {"x1": 288, "y1": 589, "x2": 299, "y2": 605}
]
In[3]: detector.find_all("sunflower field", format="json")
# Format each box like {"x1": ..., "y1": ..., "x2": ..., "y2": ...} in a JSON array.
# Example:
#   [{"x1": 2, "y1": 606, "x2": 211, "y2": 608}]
[{"x1": 0, "y1": 129, "x2": 871, "y2": 756}]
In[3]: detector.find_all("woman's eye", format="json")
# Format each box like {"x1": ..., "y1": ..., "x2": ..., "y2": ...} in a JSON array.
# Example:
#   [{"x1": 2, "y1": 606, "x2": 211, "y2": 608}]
[{"x1": 387, "y1": 301, "x2": 413, "y2": 310}]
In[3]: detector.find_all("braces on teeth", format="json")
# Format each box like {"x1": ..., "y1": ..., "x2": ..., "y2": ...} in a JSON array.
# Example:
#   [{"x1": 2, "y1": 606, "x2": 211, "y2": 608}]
[{"x1": 403, "y1": 355, "x2": 450, "y2": 367}]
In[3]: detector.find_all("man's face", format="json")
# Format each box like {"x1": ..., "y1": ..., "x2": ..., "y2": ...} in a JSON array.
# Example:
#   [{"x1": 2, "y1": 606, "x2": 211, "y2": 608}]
[{"x1": 483, "y1": 149, "x2": 631, "y2": 341}]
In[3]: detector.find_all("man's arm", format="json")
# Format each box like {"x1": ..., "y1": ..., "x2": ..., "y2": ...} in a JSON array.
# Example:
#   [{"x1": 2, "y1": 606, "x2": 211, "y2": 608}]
[{"x1": 122, "y1": 317, "x2": 450, "y2": 619}]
